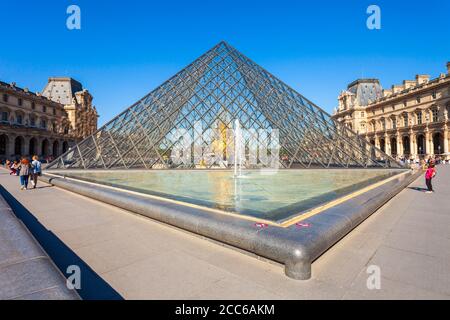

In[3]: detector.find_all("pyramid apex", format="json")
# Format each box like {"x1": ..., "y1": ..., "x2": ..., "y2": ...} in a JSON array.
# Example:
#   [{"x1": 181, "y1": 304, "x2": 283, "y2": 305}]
[{"x1": 217, "y1": 40, "x2": 232, "y2": 48}]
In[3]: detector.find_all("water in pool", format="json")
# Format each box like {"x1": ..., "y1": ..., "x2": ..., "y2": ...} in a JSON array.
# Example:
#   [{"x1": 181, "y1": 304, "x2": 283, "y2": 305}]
[{"x1": 50, "y1": 169, "x2": 406, "y2": 222}]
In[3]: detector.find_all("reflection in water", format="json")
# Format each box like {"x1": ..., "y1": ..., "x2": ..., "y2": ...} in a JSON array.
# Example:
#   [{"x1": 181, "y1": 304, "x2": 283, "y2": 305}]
[{"x1": 53, "y1": 169, "x2": 405, "y2": 222}]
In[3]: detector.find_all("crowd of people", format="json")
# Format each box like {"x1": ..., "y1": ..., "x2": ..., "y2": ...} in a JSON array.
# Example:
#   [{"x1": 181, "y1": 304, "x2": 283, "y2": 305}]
[
  {"x1": 5, "y1": 156, "x2": 42, "y2": 190},
  {"x1": 397, "y1": 155, "x2": 449, "y2": 166}
]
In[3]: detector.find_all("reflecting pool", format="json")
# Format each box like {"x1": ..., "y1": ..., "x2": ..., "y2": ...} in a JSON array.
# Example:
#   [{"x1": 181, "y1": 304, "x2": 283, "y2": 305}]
[{"x1": 49, "y1": 169, "x2": 406, "y2": 222}]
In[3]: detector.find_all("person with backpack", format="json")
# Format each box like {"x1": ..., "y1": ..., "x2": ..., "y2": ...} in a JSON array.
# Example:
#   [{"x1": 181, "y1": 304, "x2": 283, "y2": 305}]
[
  {"x1": 31, "y1": 155, "x2": 42, "y2": 189},
  {"x1": 18, "y1": 157, "x2": 32, "y2": 190}
]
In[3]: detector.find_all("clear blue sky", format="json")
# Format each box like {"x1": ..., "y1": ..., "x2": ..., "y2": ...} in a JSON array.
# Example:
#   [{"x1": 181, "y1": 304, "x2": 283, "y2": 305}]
[{"x1": 1, "y1": 0, "x2": 449, "y2": 126}]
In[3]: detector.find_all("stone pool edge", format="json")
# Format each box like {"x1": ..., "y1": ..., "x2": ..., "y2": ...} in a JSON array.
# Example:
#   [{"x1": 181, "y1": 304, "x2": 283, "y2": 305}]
[{"x1": 41, "y1": 169, "x2": 420, "y2": 280}]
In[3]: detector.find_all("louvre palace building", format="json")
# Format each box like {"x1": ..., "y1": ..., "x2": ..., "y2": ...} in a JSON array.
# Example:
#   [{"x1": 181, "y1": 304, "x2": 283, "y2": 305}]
[
  {"x1": 332, "y1": 62, "x2": 450, "y2": 161},
  {"x1": 0, "y1": 77, "x2": 98, "y2": 162}
]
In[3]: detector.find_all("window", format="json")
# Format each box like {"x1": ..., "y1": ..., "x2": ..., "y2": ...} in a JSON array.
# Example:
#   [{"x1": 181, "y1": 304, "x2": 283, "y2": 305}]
[
  {"x1": 53, "y1": 108, "x2": 56, "y2": 115},
  {"x1": 31, "y1": 102, "x2": 35, "y2": 110},
  {"x1": 41, "y1": 119, "x2": 47, "y2": 129},
  {"x1": 381, "y1": 119, "x2": 386, "y2": 131},
  {"x1": 403, "y1": 113, "x2": 409, "y2": 126},
  {"x1": 417, "y1": 112, "x2": 422, "y2": 125},
  {"x1": 1, "y1": 111, "x2": 8, "y2": 122},
  {"x1": 64, "y1": 126, "x2": 69, "y2": 134},
  {"x1": 416, "y1": 96, "x2": 421, "y2": 103},
  {"x1": 432, "y1": 91, "x2": 437, "y2": 99},
  {"x1": 392, "y1": 119, "x2": 397, "y2": 130},
  {"x1": 432, "y1": 109, "x2": 439, "y2": 122},
  {"x1": 2, "y1": 94, "x2": 8, "y2": 102},
  {"x1": 18, "y1": 98, "x2": 22, "y2": 106},
  {"x1": 16, "y1": 114, "x2": 23, "y2": 125},
  {"x1": 361, "y1": 111, "x2": 365, "y2": 117},
  {"x1": 360, "y1": 122, "x2": 366, "y2": 131},
  {"x1": 30, "y1": 116, "x2": 36, "y2": 127},
  {"x1": 403, "y1": 101, "x2": 407, "y2": 107},
  {"x1": 43, "y1": 105, "x2": 47, "y2": 113}
]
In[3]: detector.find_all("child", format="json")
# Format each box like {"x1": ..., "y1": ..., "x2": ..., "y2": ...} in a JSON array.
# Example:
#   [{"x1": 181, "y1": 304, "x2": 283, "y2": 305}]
[{"x1": 425, "y1": 162, "x2": 436, "y2": 193}]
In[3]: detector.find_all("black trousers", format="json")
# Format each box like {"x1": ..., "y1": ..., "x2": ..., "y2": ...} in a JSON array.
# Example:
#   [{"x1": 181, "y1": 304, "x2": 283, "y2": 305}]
[{"x1": 426, "y1": 178, "x2": 433, "y2": 192}]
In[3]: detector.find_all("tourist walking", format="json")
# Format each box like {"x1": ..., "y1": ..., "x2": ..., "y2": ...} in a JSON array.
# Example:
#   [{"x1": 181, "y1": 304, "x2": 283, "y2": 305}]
[
  {"x1": 31, "y1": 155, "x2": 42, "y2": 189},
  {"x1": 425, "y1": 162, "x2": 436, "y2": 194},
  {"x1": 18, "y1": 158, "x2": 32, "y2": 190}
]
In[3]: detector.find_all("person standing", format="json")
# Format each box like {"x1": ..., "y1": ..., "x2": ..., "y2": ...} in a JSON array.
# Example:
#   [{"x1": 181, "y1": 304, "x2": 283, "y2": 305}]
[
  {"x1": 31, "y1": 155, "x2": 42, "y2": 189},
  {"x1": 425, "y1": 162, "x2": 436, "y2": 194},
  {"x1": 18, "y1": 158, "x2": 31, "y2": 190}
]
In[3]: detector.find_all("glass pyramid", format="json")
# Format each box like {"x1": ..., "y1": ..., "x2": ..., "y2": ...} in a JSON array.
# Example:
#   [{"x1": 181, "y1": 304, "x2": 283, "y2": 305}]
[{"x1": 47, "y1": 42, "x2": 402, "y2": 170}]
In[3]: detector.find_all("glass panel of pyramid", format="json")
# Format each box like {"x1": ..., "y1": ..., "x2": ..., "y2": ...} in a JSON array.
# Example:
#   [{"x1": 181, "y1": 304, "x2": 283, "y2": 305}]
[{"x1": 47, "y1": 42, "x2": 403, "y2": 170}]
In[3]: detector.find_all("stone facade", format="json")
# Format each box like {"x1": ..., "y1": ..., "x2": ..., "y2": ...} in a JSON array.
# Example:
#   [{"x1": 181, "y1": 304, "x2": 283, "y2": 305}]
[
  {"x1": 332, "y1": 62, "x2": 450, "y2": 160},
  {"x1": 0, "y1": 78, "x2": 98, "y2": 162}
]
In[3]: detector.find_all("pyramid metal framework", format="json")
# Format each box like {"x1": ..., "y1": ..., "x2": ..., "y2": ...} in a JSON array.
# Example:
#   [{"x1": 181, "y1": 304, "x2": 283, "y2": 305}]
[{"x1": 47, "y1": 42, "x2": 403, "y2": 170}]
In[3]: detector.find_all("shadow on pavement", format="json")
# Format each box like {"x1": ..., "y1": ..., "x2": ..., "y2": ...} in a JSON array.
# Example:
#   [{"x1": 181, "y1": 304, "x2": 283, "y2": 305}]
[
  {"x1": 0, "y1": 185, "x2": 124, "y2": 300},
  {"x1": 407, "y1": 186, "x2": 428, "y2": 192}
]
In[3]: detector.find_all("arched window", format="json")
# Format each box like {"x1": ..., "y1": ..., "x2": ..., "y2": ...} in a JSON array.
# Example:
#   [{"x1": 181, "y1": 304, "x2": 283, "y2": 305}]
[
  {"x1": 52, "y1": 141, "x2": 59, "y2": 156},
  {"x1": 14, "y1": 136, "x2": 24, "y2": 155},
  {"x1": 0, "y1": 135, "x2": 8, "y2": 155},
  {"x1": 62, "y1": 141, "x2": 69, "y2": 153}
]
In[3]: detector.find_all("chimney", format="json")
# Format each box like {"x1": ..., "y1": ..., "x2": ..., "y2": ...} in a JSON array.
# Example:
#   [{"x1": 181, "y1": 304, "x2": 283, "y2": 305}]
[
  {"x1": 416, "y1": 74, "x2": 430, "y2": 85},
  {"x1": 392, "y1": 85, "x2": 403, "y2": 94}
]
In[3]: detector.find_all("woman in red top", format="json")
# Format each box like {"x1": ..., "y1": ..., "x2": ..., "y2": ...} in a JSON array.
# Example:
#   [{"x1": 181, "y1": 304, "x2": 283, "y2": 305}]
[{"x1": 425, "y1": 162, "x2": 436, "y2": 193}]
